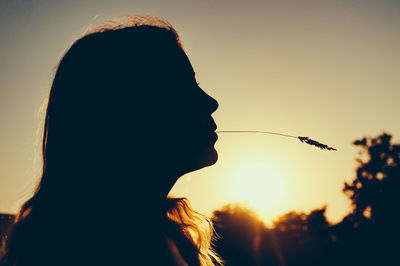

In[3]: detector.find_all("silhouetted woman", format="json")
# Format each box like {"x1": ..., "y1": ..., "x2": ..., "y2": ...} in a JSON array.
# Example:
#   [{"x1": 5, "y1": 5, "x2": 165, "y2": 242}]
[{"x1": 1, "y1": 15, "x2": 222, "y2": 266}]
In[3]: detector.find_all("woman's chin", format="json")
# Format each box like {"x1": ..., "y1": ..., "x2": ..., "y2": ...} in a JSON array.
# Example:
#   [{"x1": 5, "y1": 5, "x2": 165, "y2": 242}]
[
  {"x1": 205, "y1": 147, "x2": 218, "y2": 166},
  {"x1": 193, "y1": 147, "x2": 218, "y2": 171}
]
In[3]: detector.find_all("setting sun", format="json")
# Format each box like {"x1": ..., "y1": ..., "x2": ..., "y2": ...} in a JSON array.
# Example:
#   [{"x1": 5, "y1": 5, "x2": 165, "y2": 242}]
[{"x1": 230, "y1": 159, "x2": 286, "y2": 215}]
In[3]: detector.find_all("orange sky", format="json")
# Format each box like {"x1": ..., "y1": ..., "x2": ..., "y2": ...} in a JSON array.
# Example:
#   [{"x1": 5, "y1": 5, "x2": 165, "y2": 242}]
[{"x1": 1, "y1": 0, "x2": 400, "y2": 224}]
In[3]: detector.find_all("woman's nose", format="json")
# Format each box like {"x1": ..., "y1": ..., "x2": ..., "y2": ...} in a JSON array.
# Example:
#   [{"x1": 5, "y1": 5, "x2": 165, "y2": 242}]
[
  {"x1": 210, "y1": 96, "x2": 219, "y2": 114},
  {"x1": 202, "y1": 90, "x2": 219, "y2": 114}
]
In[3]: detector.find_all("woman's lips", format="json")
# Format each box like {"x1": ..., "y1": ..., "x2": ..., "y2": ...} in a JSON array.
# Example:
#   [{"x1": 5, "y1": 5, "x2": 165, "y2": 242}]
[{"x1": 211, "y1": 131, "x2": 218, "y2": 141}]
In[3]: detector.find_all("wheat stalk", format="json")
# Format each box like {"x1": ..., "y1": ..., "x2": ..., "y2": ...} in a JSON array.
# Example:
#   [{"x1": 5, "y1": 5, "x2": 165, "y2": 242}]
[{"x1": 215, "y1": 130, "x2": 337, "y2": 151}]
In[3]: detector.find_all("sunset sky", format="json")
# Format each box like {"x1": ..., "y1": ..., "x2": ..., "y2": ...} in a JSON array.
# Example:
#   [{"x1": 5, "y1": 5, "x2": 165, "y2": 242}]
[{"x1": 1, "y1": 0, "x2": 399, "y2": 224}]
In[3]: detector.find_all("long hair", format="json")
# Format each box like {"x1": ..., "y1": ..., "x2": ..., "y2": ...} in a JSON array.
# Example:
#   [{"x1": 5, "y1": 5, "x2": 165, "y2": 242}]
[{"x1": 1, "y1": 15, "x2": 222, "y2": 266}]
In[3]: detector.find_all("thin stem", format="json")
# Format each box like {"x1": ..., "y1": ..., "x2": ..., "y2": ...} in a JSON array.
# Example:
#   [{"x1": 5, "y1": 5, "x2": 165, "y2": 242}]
[
  {"x1": 215, "y1": 130, "x2": 337, "y2": 151},
  {"x1": 215, "y1": 130, "x2": 298, "y2": 139}
]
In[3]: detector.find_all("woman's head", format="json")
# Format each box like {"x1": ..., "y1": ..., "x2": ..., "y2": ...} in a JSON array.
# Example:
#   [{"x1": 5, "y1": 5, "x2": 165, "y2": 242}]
[
  {"x1": 41, "y1": 16, "x2": 219, "y2": 202},
  {"x1": 1, "y1": 15, "x2": 222, "y2": 266}
]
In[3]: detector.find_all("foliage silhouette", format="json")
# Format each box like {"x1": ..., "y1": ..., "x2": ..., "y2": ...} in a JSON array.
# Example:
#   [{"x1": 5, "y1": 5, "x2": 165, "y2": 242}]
[
  {"x1": 0, "y1": 215, "x2": 15, "y2": 260},
  {"x1": 344, "y1": 133, "x2": 400, "y2": 225},
  {"x1": 212, "y1": 204, "x2": 264, "y2": 266},
  {"x1": 212, "y1": 205, "x2": 334, "y2": 266}
]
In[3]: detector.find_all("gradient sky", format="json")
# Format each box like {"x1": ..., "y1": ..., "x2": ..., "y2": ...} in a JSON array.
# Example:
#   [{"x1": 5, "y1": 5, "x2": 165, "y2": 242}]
[{"x1": 1, "y1": 0, "x2": 399, "y2": 224}]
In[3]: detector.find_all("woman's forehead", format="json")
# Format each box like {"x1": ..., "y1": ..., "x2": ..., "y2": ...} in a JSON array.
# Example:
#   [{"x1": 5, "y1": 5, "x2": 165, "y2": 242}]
[{"x1": 168, "y1": 46, "x2": 195, "y2": 77}]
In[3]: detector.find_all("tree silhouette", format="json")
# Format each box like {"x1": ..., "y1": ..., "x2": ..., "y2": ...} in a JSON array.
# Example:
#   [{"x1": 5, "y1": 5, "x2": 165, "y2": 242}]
[
  {"x1": 344, "y1": 133, "x2": 400, "y2": 226},
  {"x1": 212, "y1": 204, "x2": 264, "y2": 266},
  {"x1": 341, "y1": 133, "x2": 400, "y2": 265},
  {"x1": 268, "y1": 207, "x2": 333, "y2": 266},
  {"x1": 212, "y1": 205, "x2": 333, "y2": 266},
  {"x1": 0, "y1": 214, "x2": 15, "y2": 260}
]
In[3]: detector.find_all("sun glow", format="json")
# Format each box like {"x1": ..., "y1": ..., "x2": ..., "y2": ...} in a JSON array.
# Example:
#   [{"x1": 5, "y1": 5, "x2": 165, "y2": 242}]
[{"x1": 230, "y1": 159, "x2": 286, "y2": 216}]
